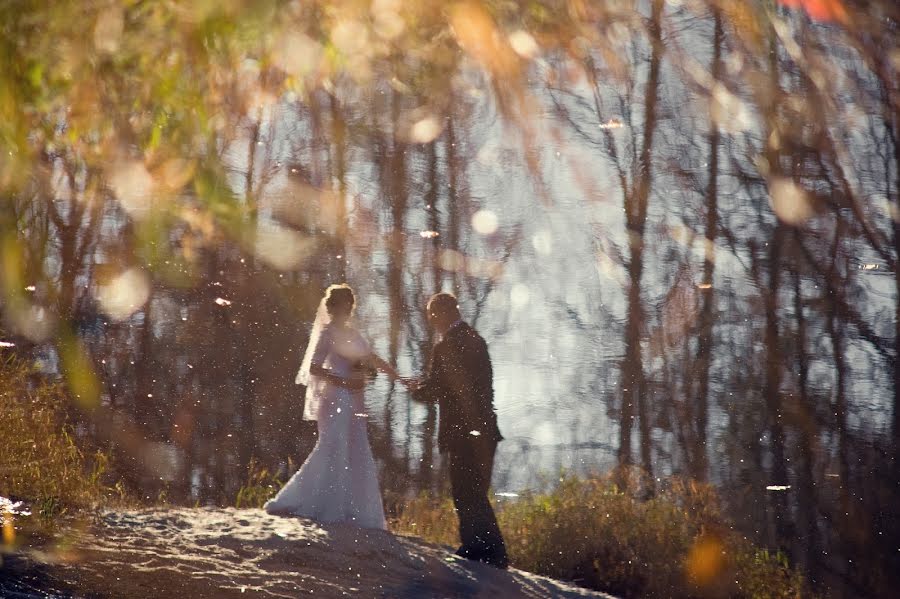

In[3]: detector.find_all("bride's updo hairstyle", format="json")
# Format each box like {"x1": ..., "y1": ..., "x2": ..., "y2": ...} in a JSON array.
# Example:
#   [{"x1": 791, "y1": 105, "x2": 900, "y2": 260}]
[{"x1": 324, "y1": 284, "x2": 355, "y2": 316}]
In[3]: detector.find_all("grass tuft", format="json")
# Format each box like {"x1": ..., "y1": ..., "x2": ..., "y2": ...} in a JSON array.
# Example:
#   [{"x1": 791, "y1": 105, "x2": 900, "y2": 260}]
[
  {"x1": 390, "y1": 469, "x2": 809, "y2": 598},
  {"x1": 0, "y1": 353, "x2": 119, "y2": 525},
  {"x1": 234, "y1": 458, "x2": 289, "y2": 508}
]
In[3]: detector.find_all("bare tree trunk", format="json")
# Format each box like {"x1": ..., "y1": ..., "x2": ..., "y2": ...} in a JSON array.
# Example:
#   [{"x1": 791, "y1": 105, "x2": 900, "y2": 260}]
[
  {"x1": 758, "y1": 9, "x2": 794, "y2": 551},
  {"x1": 691, "y1": 6, "x2": 723, "y2": 482},
  {"x1": 763, "y1": 223, "x2": 793, "y2": 549},
  {"x1": 446, "y1": 118, "x2": 461, "y2": 292},
  {"x1": 792, "y1": 249, "x2": 819, "y2": 575},
  {"x1": 135, "y1": 289, "x2": 155, "y2": 434},
  {"x1": 887, "y1": 111, "x2": 900, "y2": 459},
  {"x1": 329, "y1": 91, "x2": 348, "y2": 281},
  {"x1": 619, "y1": 0, "x2": 664, "y2": 478},
  {"x1": 47, "y1": 171, "x2": 88, "y2": 323},
  {"x1": 235, "y1": 117, "x2": 262, "y2": 474},
  {"x1": 419, "y1": 139, "x2": 441, "y2": 490},
  {"x1": 384, "y1": 89, "x2": 411, "y2": 483}
]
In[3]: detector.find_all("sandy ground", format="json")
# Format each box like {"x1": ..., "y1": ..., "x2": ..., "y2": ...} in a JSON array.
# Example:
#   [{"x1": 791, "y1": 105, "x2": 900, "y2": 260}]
[{"x1": 3, "y1": 508, "x2": 616, "y2": 598}]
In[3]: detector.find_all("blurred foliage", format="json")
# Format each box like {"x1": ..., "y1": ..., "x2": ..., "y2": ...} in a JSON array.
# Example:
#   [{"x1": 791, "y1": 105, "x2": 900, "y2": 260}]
[
  {"x1": 234, "y1": 457, "x2": 288, "y2": 508},
  {"x1": 1, "y1": 0, "x2": 895, "y2": 363},
  {"x1": 0, "y1": 353, "x2": 123, "y2": 520},
  {"x1": 1, "y1": 0, "x2": 893, "y2": 276},
  {"x1": 391, "y1": 470, "x2": 809, "y2": 598}
]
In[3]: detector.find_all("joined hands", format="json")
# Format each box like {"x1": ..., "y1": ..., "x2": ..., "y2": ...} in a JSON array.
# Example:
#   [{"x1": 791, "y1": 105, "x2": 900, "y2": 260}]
[{"x1": 398, "y1": 377, "x2": 421, "y2": 391}]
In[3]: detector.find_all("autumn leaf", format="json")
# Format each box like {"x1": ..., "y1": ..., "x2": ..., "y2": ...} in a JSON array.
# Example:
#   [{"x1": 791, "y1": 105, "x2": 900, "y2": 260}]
[{"x1": 778, "y1": 0, "x2": 849, "y2": 24}]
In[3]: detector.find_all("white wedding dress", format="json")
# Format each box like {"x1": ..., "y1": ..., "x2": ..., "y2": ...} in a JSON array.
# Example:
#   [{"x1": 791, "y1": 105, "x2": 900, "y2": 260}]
[{"x1": 264, "y1": 324, "x2": 386, "y2": 529}]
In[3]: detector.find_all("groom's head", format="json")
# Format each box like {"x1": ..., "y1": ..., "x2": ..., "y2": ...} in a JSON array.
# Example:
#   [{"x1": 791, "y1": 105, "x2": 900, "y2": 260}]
[{"x1": 426, "y1": 292, "x2": 461, "y2": 335}]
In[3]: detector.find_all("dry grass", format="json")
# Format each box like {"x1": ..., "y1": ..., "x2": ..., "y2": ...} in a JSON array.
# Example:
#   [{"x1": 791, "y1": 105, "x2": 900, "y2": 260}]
[
  {"x1": 390, "y1": 470, "x2": 809, "y2": 599},
  {"x1": 237, "y1": 458, "x2": 810, "y2": 597},
  {"x1": 0, "y1": 354, "x2": 121, "y2": 522},
  {"x1": 234, "y1": 458, "x2": 290, "y2": 509}
]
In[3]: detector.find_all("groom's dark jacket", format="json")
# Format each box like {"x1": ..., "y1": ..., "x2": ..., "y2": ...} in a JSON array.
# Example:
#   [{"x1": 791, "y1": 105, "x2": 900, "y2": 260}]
[{"x1": 413, "y1": 321, "x2": 503, "y2": 453}]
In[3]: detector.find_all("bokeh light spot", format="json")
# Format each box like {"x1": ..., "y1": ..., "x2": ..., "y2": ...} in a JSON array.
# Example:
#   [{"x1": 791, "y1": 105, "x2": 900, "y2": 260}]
[
  {"x1": 508, "y1": 30, "x2": 539, "y2": 59},
  {"x1": 372, "y1": 0, "x2": 405, "y2": 40},
  {"x1": 272, "y1": 32, "x2": 322, "y2": 78},
  {"x1": 7, "y1": 304, "x2": 54, "y2": 342},
  {"x1": 93, "y1": 7, "x2": 124, "y2": 54},
  {"x1": 2, "y1": 513, "x2": 14, "y2": 545},
  {"x1": 710, "y1": 84, "x2": 753, "y2": 133},
  {"x1": 109, "y1": 161, "x2": 156, "y2": 219},
  {"x1": 254, "y1": 224, "x2": 314, "y2": 271},
  {"x1": 59, "y1": 335, "x2": 101, "y2": 410},
  {"x1": 531, "y1": 230, "x2": 553, "y2": 255},
  {"x1": 768, "y1": 177, "x2": 815, "y2": 225},
  {"x1": 439, "y1": 249, "x2": 466, "y2": 272},
  {"x1": 685, "y1": 534, "x2": 727, "y2": 588},
  {"x1": 471, "y1": 210, "x2": 498, "y2": 235},
  {"x1": 510, "y1": 284, "x2": 530, "y2": 308},
  {"x1": 410, "y1": 116, "x2": 443, "y2": 144},
  {"x1": 331, "y1": 20, "x2": 370, "y2": 59},
  {"x1": 95, "y1": 268, "x2": 150, "y2": 322}
]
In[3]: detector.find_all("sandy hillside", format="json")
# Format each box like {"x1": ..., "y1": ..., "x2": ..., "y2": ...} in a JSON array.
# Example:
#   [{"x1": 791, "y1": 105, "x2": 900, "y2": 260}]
[{"x1": 9, "y1": 508, "x2": 617, "y2": 598}]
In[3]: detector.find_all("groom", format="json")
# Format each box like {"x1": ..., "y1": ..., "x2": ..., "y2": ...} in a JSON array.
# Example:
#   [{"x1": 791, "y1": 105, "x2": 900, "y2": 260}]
[{"x1": 410, "y1": 292, "x2": 508, "y2": 569}]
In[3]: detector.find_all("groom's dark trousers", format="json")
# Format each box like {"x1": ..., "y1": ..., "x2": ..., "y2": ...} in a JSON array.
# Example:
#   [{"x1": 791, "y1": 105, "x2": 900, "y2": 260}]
[{"x1": 449, "y1": 437, "x2": 504, "y2": 559}]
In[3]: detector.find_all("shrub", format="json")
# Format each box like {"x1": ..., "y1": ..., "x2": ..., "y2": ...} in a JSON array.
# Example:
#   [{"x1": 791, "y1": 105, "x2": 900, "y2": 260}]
[
  {"x1": 385, "y1": 490, "x2": 458, "y2": 546},
  {"x1": 234, "y1": 458, "x2": 288, "y2": 508},
  {"x1": 390, "y1": 469, "x2": 809, "y2": 598},
  {"x1": 0, "y1": 353, "x2": 116, "y2": 520}
]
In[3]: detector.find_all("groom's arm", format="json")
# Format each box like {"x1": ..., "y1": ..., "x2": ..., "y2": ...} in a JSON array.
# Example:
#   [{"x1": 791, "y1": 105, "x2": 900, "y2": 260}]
[{"x1": 411, "y1": 347, "x2": 443, "y2": 405}]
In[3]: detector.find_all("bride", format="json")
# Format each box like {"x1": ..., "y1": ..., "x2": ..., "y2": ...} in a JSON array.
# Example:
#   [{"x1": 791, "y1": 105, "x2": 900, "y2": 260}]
[{"x1": 264, "y1": 284, "x2": 400, "y2": 529}]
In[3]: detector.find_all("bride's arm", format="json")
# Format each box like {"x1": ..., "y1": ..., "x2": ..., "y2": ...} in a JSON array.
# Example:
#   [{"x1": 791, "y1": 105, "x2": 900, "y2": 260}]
[
  {"x1": 309, "y1": 364, "x2": 364, "y2": 390},
  {"x1": 369, "y1": 354, "x2": 401, "y2": 381},
  {"x1": 369, "y1": 353, "x2": 421, "y2": 391},
  {"x1": 304, "y1": 328, "x2": 360, "y2": 390}
]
